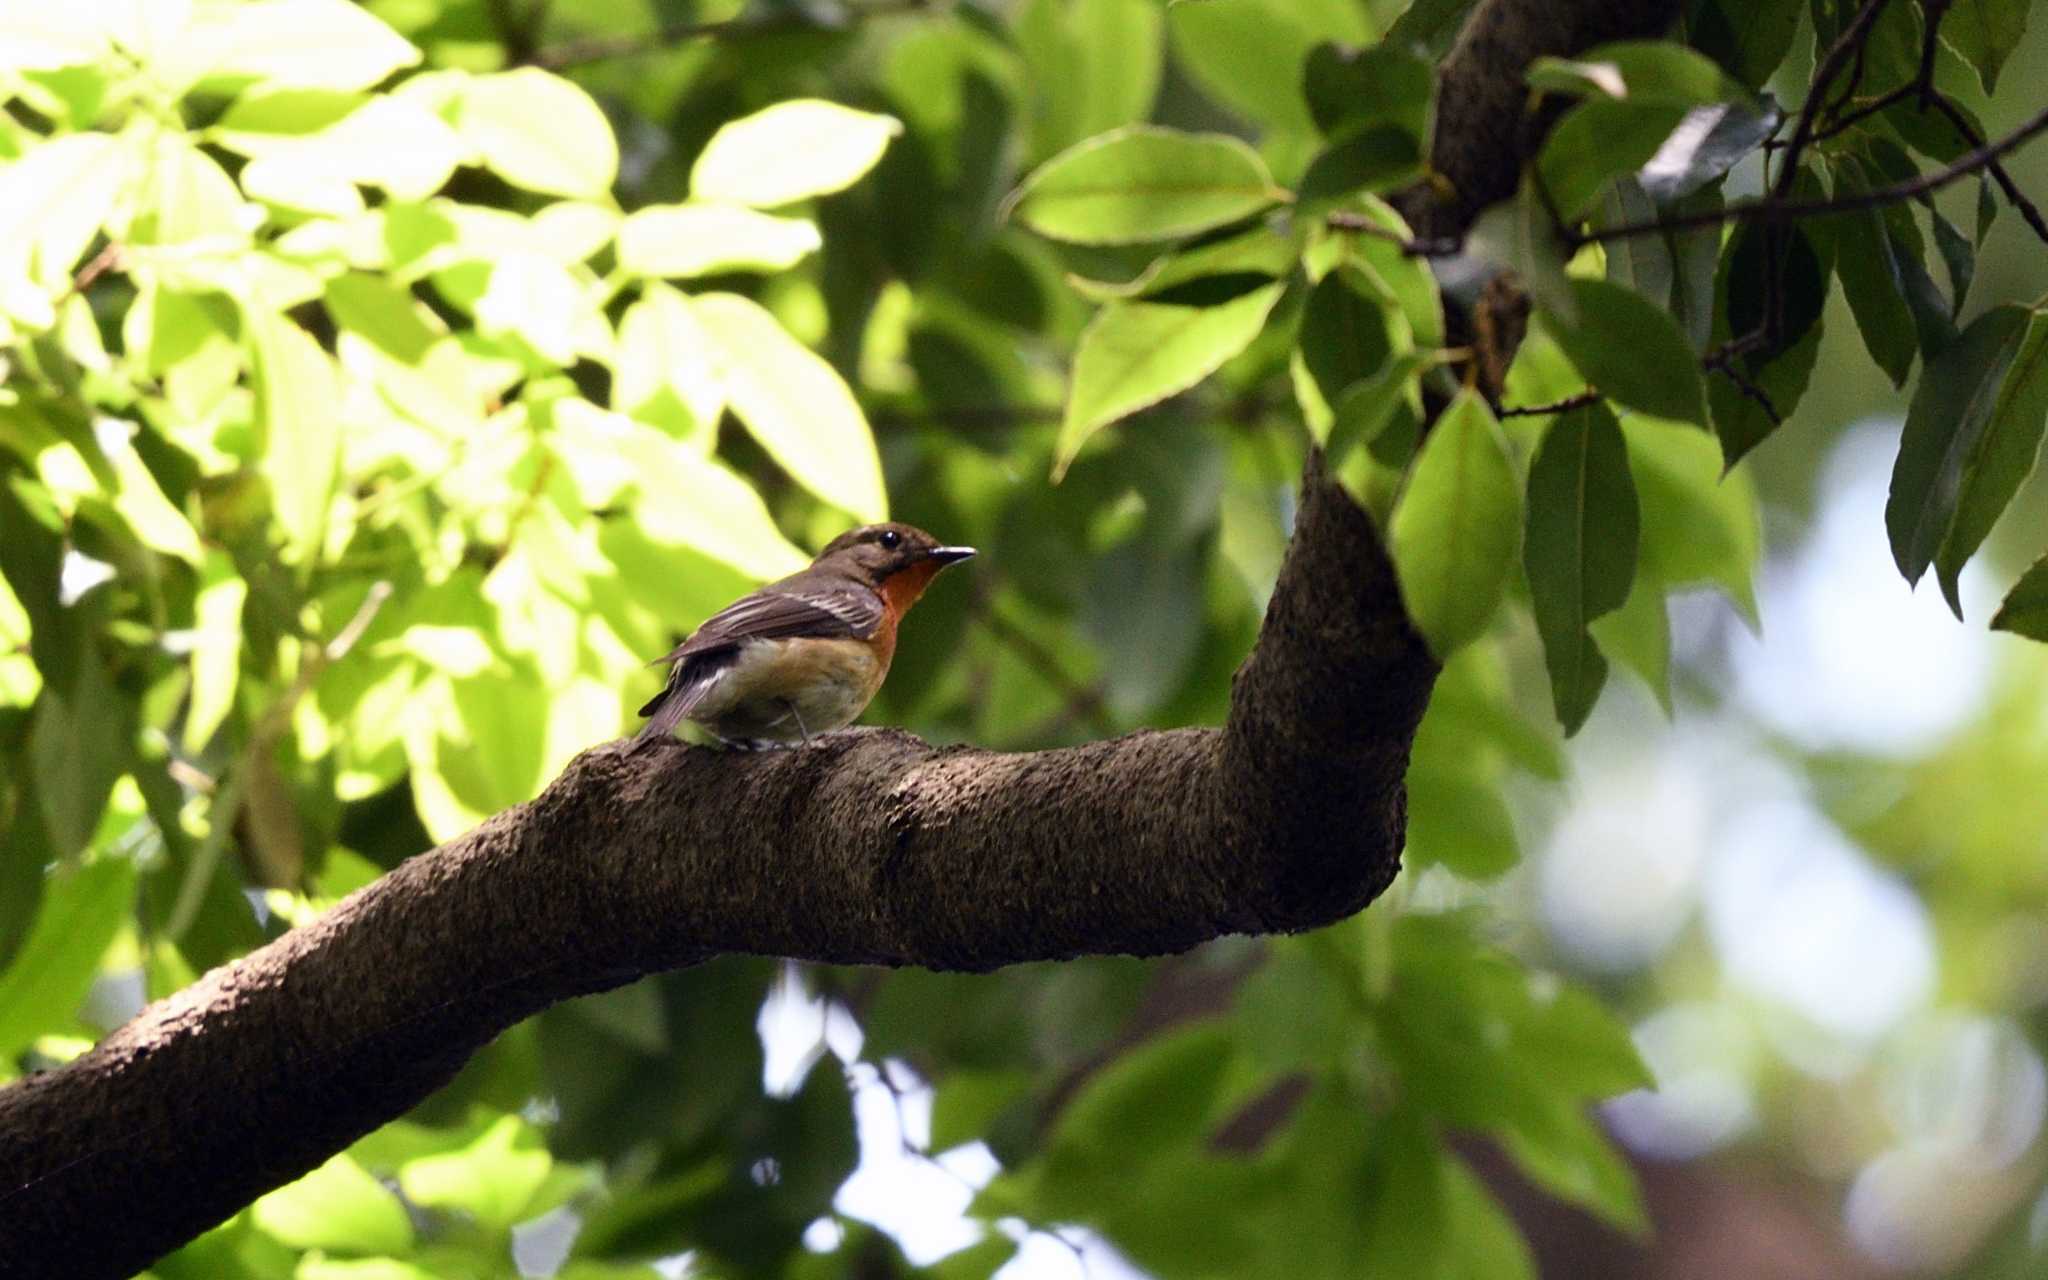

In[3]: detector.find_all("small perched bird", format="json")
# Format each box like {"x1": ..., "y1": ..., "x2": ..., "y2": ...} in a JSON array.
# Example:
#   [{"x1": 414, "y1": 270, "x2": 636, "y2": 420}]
[{"x1": 637, "y1": 522, "x2": 975, "y2": 748}]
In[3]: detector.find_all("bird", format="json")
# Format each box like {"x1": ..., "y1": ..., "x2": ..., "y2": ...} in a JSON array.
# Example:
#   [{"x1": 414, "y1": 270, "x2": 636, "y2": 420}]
[{"x1": 636, "y1": 522, "x2": 975, "y2": 748}]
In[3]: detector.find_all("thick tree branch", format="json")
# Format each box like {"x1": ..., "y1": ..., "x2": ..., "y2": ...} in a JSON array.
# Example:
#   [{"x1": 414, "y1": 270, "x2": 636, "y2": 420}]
[
  {"x1": 0, "y1": 0, "x2": 1686, "y2": 1273},
  {"x1": 0, "y1": 460, "x2": 1432, "y2": 1278}
]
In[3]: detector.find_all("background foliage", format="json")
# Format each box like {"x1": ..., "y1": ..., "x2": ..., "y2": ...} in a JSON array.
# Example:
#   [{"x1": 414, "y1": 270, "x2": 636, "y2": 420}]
[{"x1": 3, "y1": 0, "x2": 2048, "y2": 1276}]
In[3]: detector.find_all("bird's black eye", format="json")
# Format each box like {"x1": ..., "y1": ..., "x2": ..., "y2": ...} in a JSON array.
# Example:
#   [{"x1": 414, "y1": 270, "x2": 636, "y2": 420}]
[{"x1": 877, "y1": 529, "x2": 902, "y2": 550}]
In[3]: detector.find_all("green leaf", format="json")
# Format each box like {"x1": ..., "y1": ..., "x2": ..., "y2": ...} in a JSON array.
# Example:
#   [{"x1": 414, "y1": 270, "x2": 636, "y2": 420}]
[
  {"x1": 1167, "y1": 0, "x2": 1374, "y2": 133},
  {"x1": 1538, "y1": 98, "x2": 1690, "y2": 221},
  {"x1": 552, "y1": 400, "x2": 809, "y2": 580},
  {"x1": 399, "y1": 1114, "x2": 552, "y2": 1231},
  {"x1": 1297, "y1": 267, "x2": 1393, "y2": 416},
  {"x1": 1055, "y1": 283, "x2": 1284, "y2": 478},
  {"x1": 324, "y1": 273, "x2": 438, "y2": 364},
  {"x1": 1885, "y1": 304, "x2": 2030, "y2": 591},
  {"x1": 612, "y1": 283, "x2": 725, "y2": 443},
  {"x1": 457, "y1": 68, "x2": 618, "y2": 199},
  {"x1": 1296, "y1": 127, "x2": 1424, "y2": 208},
  {"x1": 30, "y1": 646, "x2": 129, "y2": 861},
  {"x1": 183, "y1": 552, "x2": 246, "y2": 753},
  {"x1": 1936, "y1": 310, "x2": 2048, "y2": 614},
  {"x1": 616, "y1": 203, "x2": 822, "y2": 278},
  {"x1": 1390, "y1": 391, "x2": 1522, "y2": 658},
  {"x1": 930, "y1": 1069, "x2": 1034, "y2": 1152},
  {"x1": 1303, "y1": 41, "x2": 1431, "y2": 143},
  {"x1": 1014, "y1": 0, "x2": 1165, "y2": 161},
  {"x1": 189, "y1": 0, "x2": 419, "y2": 93},
  {"x1": 132, "y1": 132, "x2": 248, "y2": 248},
  {"x1": 1707, "y1": 222, "x2": 1827, "y2": 468},
  {"x1": 1527, "y1": 41, "x2": 1752, "y2": 105},
  {"x1": 692, "y1": 293, "x2": 889, "y2": 521},
  {"x1": 690, "y1": 100, "x2": 902, "y2": 208},
  {"x1": 1498, "y1": 1096, "x2": 1648, "y2": 1233},
  {"x1": 1623, "y1": 412, "x2": 1761, "y2": 621},
  {"x1": 0, "y1": 857, "x2": 135, "y2": 1063},
  {"x1": 1049, "y1": 1023, "x2": 1236, "y2": 1158},
  {"x1": 1942, "y1": 0, "x2": 2029, "y2": 94},
  {"x1": 1589, "y1": 572, "x2": 1673, "y2": 712},
  {"x1": 1826, "y1": 162, "x2": 1919, "y2": 388},
  {"x1": 0, "y1": 132, "x2": 127, "y2": 294},
  {"x1": 243, "y1": 307, "x2": 340, "y2": 565},
  {"x1": 251, "y1": 1153, "x2": 416, "y2": 1255},
  {"x1": 1006, "y1": 126, "x2": 1283, "y2": 246},
  {"x1": 1549, "y1": 279, "x2": 1706, "y2": 426},
  {"x1": 1525, "y1": 404, "x2": 1640, "y2": 734},
  {"x1": 1991, "y1": 553, "x2": 2048, "y2": 640},
  {"x1": 1405, "y1": 753, "x2": 1521, "y2": 878}
]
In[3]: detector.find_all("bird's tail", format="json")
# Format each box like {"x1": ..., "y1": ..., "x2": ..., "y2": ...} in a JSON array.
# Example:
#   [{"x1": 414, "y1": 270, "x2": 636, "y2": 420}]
[{"x1": 636, "y1": 653, "x2": 730, "y2": 740}]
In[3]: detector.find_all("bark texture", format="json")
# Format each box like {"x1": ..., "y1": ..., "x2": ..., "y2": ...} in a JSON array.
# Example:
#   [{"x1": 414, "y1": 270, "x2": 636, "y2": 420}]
[{"x1": 0, "y1": 0, "x2": 1682, "y2": 1273}]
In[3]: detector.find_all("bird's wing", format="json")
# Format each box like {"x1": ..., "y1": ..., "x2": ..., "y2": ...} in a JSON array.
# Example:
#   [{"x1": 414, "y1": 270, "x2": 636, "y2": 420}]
[
  {"x1": 661, "y1": 579, "x2": 883, "y2": 664},
  {"x1": 637, "y1": 580, "x2": 884, "y2": 736}
]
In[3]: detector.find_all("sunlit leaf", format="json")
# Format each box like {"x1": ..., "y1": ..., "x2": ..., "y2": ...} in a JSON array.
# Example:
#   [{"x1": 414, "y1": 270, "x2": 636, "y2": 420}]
[
  {"x1": 1006, "y1": 126, "x2": 1283, "y2": 246},
  {"x1": 251, "y1": 1153, "x2": 415, "y2": 1254},
  {"x1": 243, "y1": 307, "x2": 340, "y2": 564},
  {"x1": 617, "y1": 203, "x2": 822, "y2": 278},
  {"x1": 1055, "y1": 283, "x2": 1284, "y2": 478},
  {"x1": 183, "y1": 0, "x2": 419, "y2": 93},
  {"x1": 457, "y1": 68, "x2": 618, "y2": 199},
  {"x1": 693, "y1": 293, "x2": 889, "y2": 521},
  {"x1": 0, "y1": 857, "x2": 135, "y2": 1062},
  {"x1": 690, "y1": 100, "x2": 901, "y2": 208}
]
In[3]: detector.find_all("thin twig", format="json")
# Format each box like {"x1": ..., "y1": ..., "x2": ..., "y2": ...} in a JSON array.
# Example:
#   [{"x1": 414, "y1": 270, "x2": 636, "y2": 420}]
[
  {"x1": 1498, "y1": 391, "x2": 1598, "y2": 418},
  {"x1": 1574, "y1": 102, "x2": 2048, "y2": 243},
  {"x1": 531, "y1": 0, "x2": 931, "y2": 69},
  {"x1": 1925, "y1": 96, "x2": 2048, "y2": 246},
  {"x1": 1324, "y1": 210, "x2": 1461, "y2": 257}
]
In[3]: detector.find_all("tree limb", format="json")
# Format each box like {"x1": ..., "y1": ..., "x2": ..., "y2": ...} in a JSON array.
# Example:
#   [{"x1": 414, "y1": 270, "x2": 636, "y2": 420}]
[{"x1": 0, "y1": 0, "x2": 1687, "y2": 1272}]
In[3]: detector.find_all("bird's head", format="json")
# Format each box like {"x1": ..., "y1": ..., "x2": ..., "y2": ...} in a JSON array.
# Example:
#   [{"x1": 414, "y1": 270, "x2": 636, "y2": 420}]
[{"x1": 814, "y1": 522, "x2": 976, "y2": 607}]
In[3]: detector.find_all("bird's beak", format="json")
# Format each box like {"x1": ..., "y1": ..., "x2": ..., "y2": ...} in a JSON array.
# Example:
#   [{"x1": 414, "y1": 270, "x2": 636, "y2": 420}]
[{"x1": 925, "y1": 546, "x2": 976, "y2": 566}]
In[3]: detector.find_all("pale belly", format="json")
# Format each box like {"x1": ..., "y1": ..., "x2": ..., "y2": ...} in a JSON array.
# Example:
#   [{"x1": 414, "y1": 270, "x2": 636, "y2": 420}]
[{"x1": 689, "y1": 636, "x2": 885, "y2": 742}]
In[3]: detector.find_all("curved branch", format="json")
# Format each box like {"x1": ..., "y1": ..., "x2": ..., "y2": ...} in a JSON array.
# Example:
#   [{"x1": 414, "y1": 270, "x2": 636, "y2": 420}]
[
  {"x1": 0, "y1": 461, "x2": 1432, "y2": 1278},
  {"x1": 0, "y1": 0, "x2": 1687, "y2": 1273}
]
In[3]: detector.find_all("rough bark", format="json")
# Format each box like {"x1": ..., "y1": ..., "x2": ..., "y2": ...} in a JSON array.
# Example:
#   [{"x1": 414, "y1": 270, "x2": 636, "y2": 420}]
[{"x1": 0, "y1": 0, "x2": 1683, "y2": 1273}]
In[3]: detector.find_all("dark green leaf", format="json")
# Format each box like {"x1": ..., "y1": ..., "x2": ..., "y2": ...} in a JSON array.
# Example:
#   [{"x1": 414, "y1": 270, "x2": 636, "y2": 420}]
[
  {"x1": 1977, "y1": 175, "x2": 1999, "y2": 245},
  {"x1": 1687, "y1": 0, "x2": 1803, "y2": 87},
  {"x1": 1943, "y1": 0, "x2": 2029, "y2": 93},
  {"x1": 1538, "y1": 98, "x2": 1691, "y2": 221},
  {"x1": 1826, "y1": 158, "x2": 1919, "y2": 387},
  {"x1": 1885, "y1": 304, "x2": 2030, "y2": 590},
  {"x1": 1389, "y1": 392, "x2": 1522, "y2": 658},
  {"x1": 1296, "y1": 126, "x2": 1423, "y2": 207},
  {"x1": 1298, "y1": 267, "x2": 1393, "y2": 411},
  {"x1": 1709, "y1": 223, "x2": 1827, "y2": 467},
  {"x1": 1525, "y1": 404, "x2": 1641, "y2": 733},
  {"x1": 1934, "y1": 310, "x2": 2048, "y2": 614},
  {"x1": 1991, "y1": 553, "x2": 2048, "y2": 640},
  {"x1": 1550, "y1": 279, "x2": 1707, "y2": 426},
  {"x1": 1930, "y1": 206, "x2": 1974, "y2": 314},
  {"x1": 30, "y1": 643, "x2": 129, "y2": 861},
  {"x1": 1303, "y1": 41, "x2": 1432, "y2": 141}
]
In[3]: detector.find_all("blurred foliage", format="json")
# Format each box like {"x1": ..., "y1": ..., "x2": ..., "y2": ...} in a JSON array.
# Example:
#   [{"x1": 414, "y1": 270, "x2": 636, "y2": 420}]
[{"x1": 2, "y1": 0, "x2": 2047, "y2": 1277}]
